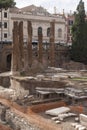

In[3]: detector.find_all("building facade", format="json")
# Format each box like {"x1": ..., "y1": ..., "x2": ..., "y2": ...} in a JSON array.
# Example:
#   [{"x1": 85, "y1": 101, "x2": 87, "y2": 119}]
[
  {"x1": 0, "y1": 5, "x2": 69, "y2": 72},
  {"x1": 66, "y1": 13, "x2": 74, "y2": 45},
  {"x1": 0, "y1": 5, "x2": 67, "y2": 44}
]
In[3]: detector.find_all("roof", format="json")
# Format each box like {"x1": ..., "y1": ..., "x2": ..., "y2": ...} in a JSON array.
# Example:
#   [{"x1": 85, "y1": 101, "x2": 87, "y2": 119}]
[
  {"x1": 20, "y1": 4, "x2": 50, "y2": 16},
  {"x1": 36, "y1": 90, "x2": 54, "y2": 95},
  {"x1": 9, "y1": 7, "x2": 20, "y2": 13},
  {"x1": 45, "y1": 107, "x2": 70, "y2": 116},
  {"x1": 55, "y1": 91, "x2": 64, "y2": 94},
  {"x1": 65, "y1": 87, "x2": 83, "y2": 92},
  {"x1": 20, "y1": 4, "x2": 36, "y2": 12},
  {"x1": 36, "y1": 87, "x2": 64, "y2": 91}
]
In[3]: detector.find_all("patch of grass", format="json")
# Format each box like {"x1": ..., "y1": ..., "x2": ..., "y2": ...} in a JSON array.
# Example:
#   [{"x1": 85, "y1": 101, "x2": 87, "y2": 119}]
[{"x1": 71, "y1": 77, "x2": 87, "y2": 81}]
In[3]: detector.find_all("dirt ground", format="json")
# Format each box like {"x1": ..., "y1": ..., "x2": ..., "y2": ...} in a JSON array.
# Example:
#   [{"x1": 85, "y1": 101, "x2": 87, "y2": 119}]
[
  {"x1": 0, "y1": 123, "x2": 12, "y2": 130},
  {"x1": 0, "y1": 97, "x2": 63, "y2": 130},
  {"x1": 0, "y1": 96, "x2": 85, "y2": 130}
]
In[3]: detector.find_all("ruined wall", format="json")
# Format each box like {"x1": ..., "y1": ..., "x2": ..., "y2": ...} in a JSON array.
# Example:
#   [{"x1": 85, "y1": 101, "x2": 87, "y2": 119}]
[
  {"x1": 6, "y1": 109, "x2": 40, "y2": 130},
  {"x1": 10, "y1": 78, "x2": 29, "y2": 99},
  {"x1": 0, "y1": 44, "x2": 12, "y2": 72},
  {"x1": 0, "y1": 43, "x2": 69, "y2": 73},
  {"x1": 0, "y1": 75, "x2": 10, "y2": 88},
  {"x1": 10, "y1": 76, "x2": 67, "y2": 95},
  {"x1": 0, "y1": 104, "x2": 40, "y2": 130}
]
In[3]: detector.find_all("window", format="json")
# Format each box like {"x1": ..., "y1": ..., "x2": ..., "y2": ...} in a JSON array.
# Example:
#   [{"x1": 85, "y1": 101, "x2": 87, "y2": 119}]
[
  {"x1": 58, "y1": 28, "x2": 62, "y2": 38},
  {"x1": 4, "y1": 33, "x2": 7, "y2": 38},
  {"x1": 4, "y1": 22, "x2": 7, "y2": 28},
  {"x1": 4, "y1": 12, "x2": 7, "y2": 18},
  {"x1": 38, "y1": 27, "x2": 42, "y2": 35},
  {"x1": 47, "y1": 27, "x2": 50, "y2": 37},
  {"x1": 68, "y1": 20, "x2": 73, "y2": 25}
]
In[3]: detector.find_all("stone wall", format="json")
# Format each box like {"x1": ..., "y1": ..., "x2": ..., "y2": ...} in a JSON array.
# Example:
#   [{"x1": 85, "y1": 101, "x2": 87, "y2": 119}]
[
  {"x1": 0, "y1": 104, "x2": 40, "y2": 130},
  {"x1": 62, "y1": 61, "x2": 87, "y2": 70},
  {"x1": 10, "y1": 78, "x2": 29, "y2": 99},
  {"x1": 0, "y1": 103, "x2": 7, "y2": 122},
  {"x1": 0, "y1": 44, "x2": 12, "y2": 72},
  {"x1": 10, "y1": 76, "x2": 67, "y2": 95},
  {"x1": 0, "y1": 43, "x2": 69, "y2": 72},
  {"x1": 0, "y1": 85, "x2": 29, "y2": 101},
  {"x1": 80, "y1": 114, "x2": 87, "y2": 127},
  {"x1": 0, "y1": 74, "x2": 10, "y2": 88},
  {"x1": 6, "y1": 109, "x2": 40, "y2": 130}
]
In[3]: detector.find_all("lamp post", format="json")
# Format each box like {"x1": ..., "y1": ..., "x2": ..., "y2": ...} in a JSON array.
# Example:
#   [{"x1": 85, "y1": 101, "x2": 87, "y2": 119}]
[{"x1": 0, "y1": 8, "x2": 3, "y2": 49}]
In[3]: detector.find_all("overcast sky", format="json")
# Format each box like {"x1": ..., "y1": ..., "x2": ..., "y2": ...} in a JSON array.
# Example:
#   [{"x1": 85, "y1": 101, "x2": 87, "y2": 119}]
[{"x1": 15, "y1": 0, "x2": 87, "y2": 13}]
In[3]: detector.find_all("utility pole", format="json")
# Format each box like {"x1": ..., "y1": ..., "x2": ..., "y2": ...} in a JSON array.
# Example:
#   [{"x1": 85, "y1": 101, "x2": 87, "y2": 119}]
[
  {"x1": 1, "y1": 8, "x2": 3, "y2": 48},
  {"x1": 0, "y1": 8, "x2": 3, "y2": 49}
]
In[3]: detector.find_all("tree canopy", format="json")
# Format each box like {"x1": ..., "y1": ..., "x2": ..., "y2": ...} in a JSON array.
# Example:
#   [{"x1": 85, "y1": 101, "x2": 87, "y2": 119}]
[
  {"x1": 0, "y1": 0, "x2": 16, "y2": 9},
  {"x1": 71, "y1": 0, "x2": 87, "y2": 64}
]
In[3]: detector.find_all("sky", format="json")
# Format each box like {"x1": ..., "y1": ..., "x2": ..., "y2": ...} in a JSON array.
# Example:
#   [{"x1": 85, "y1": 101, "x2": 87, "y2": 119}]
[{"x1": 15, "y1": 0, "x2": 87, "y2": 14}]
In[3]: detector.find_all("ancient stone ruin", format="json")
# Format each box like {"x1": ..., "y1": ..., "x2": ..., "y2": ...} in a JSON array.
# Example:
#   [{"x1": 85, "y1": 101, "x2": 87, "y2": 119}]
[
  {"x1": 49, "y1": 21, "x2": 55, "y2": 67},
  {"x1": 11, "y1": 20, "x2": 56, "y2": 75}
]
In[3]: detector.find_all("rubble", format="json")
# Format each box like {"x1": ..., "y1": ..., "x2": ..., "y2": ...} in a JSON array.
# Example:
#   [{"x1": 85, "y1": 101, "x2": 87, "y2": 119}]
[
  {"x1": 0, "y1": 85, "x2": 29, "y2": 101},
  {"x1": 0, "y1": 103, "x2": 40, "y2": 130}
]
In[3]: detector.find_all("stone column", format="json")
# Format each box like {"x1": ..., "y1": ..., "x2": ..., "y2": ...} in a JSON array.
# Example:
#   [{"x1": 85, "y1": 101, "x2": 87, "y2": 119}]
[
  {"x1": 18, "y1": 21, "x2": 24, "y2": 71},
  {"x1": 49, "y1": 20, "x2": 55, "y2": 67},
  {"x1": 11, "y1": 21, "x2": 19, "y2": 73},
  {"x1": 27, "y1": 21, "x2": 32, "y2": 67},
  {"x1": 38, "y1": 30, "x2": 43, "y2": 63}
]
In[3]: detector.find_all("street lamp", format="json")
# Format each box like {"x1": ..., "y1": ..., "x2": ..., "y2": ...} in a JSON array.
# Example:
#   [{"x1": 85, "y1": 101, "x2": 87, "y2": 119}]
[{"x1": 0, "y1": 8, "x2": 3, "y2": 49}]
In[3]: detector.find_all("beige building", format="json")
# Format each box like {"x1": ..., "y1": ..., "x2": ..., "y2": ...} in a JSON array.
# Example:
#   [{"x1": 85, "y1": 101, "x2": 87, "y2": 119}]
[{"x1": 0, "y1": 5, "x2": 67, "y2": 44}]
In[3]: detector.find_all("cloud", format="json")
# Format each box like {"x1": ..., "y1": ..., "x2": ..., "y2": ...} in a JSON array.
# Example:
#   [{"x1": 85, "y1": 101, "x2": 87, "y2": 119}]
[
  {"x1": 15, "y1": 0, "x2": 44, "y2": 8},
  {"x1": 15, "y1": 0, "x2": 87, "y2": 13},
  {"x1": 40, "y1": 0, "x2": 80, "y2": 13}
]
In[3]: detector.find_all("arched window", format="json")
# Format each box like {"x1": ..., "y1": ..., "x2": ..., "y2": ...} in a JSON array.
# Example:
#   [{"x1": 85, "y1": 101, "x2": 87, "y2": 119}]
[
  {"x1": 58, "y1": 28, "x2": 62, "y2": 38},
  {"x1": 47, "y1": 27, "x2": 50, "y2": 37},
  {"x1": 38, "y1": 27, "x2": 42, "y2": 35}
]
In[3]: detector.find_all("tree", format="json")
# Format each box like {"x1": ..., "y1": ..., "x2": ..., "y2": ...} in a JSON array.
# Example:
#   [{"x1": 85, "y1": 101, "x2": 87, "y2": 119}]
[
  {"x1": 0, "y1": 0, "x2": 16, "y2": 9},
  {"x1": 71, "y1": 0, "x2": 87, "y2": 64}
]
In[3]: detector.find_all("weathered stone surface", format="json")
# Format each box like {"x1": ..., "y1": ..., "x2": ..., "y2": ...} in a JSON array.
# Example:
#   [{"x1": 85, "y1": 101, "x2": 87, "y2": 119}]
[
  {"x1": 10, "y1": 76, "x2": 67, "y2": 95},
  {"x1": 80, "y1": 114, "x2": 87, "y2": 127},
  {"x1": 38, "y1": 29, "x2": 43, "y2": 63},
  {"x1": 18, "y1": 21, "x2": 24, "y2": 72},
  {"x1": 12, "y1": 21, "x2": 24, "y2": 75},
  {"x1": 0, "y1": 103, "x2": 40, "y2": 130},
  {"x1": 0, "y1": 86, "x2": 16, "y2": 100},
  {"x1": 0, "y1": 104, "x2": 6, "y2": 121},
  {"x1": 10, "y1": 78, "x2": 29, "y2": 100},
  {"x1": 49, "y1": 21, "x2": 55, "y2": 67},
  {"x1": 62, "y1": 61, "x2": 87, "y2": 70},
  {"x1": 6, "y1": 110, "x2": 40, "y2": 130},
  {"x1": 0, "y1": 85, "x2": 29, "y2": 101},
  {"x1": 0, "y1": 76, "x2": 10, "y2": 88},
  {"x1": 11, "y1": 21, "x2": 19, "y2": 73},
  {"x1": 27, "y1": 21, "x2": 33, "y2": 68}
]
